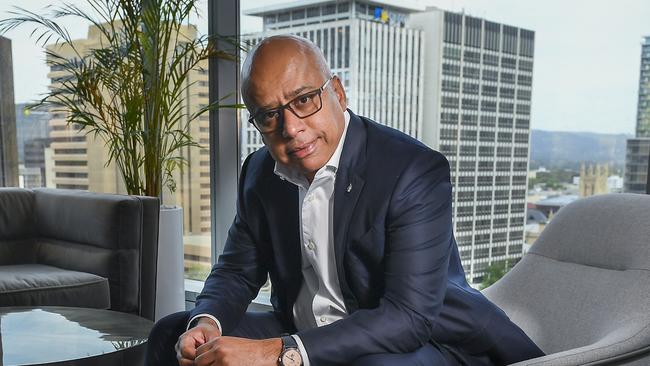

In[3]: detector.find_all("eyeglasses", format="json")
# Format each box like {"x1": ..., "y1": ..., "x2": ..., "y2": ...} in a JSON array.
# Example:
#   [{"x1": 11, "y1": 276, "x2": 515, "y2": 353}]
[{"x1": 248, "y1": 76, "x2": 334, "y2": 134}]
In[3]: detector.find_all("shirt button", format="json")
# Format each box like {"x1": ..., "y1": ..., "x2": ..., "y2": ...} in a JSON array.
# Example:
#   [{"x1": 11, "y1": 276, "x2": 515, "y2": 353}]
[
  {"x1": 306, "y1": 194, "x2": 314, "y2": 202},
  {"x1": 319, "y1": 316, "x2": 327, "y2": 323},
  {"x1": 307, "y1": 241, "x2": 315, "y2": 250}
]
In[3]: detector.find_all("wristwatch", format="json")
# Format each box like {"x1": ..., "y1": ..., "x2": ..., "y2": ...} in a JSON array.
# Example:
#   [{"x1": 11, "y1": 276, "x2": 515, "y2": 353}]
[{"x1": 278, "y1": 334, "x2": 303, "y2": 366}]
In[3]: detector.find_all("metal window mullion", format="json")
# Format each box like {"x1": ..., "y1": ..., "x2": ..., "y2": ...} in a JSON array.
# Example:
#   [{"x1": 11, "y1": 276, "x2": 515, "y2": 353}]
[{"x1": 209, "y1": 0, "x2": 240, "y2": 261}]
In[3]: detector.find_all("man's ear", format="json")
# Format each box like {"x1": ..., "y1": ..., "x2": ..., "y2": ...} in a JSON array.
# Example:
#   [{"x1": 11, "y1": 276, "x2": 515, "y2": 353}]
[{"x1": 332, "y1": 75, "x2": 348, "y2": 110}]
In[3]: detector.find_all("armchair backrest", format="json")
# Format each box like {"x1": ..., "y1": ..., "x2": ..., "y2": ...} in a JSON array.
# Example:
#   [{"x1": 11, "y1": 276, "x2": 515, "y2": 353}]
[
  {"x1": 0, "y1": 188, "x2": 159, "y2": 320},
  {"x1": 0, "y1": 188, "x2": 37, "y2": 264},
  {"x1": 483, "y1": 193, "x2": 650, "y2": 354}
]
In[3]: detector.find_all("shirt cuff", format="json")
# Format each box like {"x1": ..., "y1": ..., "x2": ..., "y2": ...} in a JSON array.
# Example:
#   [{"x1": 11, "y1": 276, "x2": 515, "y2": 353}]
[
  {"x1": 187, "y1": 313, "x2": 223, "y2": 334},
  {"x1": 291, "y1": 334, "x2": 310, "y2": 366}
]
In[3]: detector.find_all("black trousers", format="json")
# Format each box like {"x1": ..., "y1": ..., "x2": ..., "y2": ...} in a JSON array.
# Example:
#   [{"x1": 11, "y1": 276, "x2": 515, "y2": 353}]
[{"x1": 145, "y1": 311, "x2": 472, "y2": 366}]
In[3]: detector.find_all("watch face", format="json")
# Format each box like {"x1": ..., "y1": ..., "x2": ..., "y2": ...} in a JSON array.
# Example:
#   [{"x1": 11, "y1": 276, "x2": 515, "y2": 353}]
[{"x1": 281, "y1": 349, "x2": 302, "y2": 366}]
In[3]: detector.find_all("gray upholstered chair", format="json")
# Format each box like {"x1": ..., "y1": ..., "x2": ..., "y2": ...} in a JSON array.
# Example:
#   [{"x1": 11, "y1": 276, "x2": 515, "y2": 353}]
[
  {"x1": 483, "y1": 193, "x2": 650, "y2": 365},
  {"x1": 0, "y1": 188, "x2": 159, "y2": 320}
]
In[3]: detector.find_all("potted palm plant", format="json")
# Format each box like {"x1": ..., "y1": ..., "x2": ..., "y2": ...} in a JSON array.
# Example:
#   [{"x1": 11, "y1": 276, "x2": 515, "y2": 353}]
[{"x1": 0, "y1": 0, "x2": 239, "y2": 319}]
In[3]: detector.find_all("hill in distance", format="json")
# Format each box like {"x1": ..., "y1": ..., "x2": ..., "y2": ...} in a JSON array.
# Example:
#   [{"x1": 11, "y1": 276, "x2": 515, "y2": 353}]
[{"x1": 529, "y1": 129, "x2": 632, "y2": 171}]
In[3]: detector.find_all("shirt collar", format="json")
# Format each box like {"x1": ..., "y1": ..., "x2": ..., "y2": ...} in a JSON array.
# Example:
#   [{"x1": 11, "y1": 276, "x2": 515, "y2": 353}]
[{"x1": 274, "y1": 110, "x2": 351, "y2": 187}]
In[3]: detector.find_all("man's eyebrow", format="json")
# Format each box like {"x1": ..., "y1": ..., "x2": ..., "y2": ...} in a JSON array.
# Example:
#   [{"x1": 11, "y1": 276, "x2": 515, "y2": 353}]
[
  {"x1": 254, "y1": 85, "x2": 316, "y2": 112},
  {"x1": 286, "y1": 85, "x2": 313, "y2": 98}
]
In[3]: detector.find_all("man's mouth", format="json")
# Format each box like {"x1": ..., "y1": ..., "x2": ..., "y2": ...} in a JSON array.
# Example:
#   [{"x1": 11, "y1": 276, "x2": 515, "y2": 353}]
[{"x1": 289, "y1": 139, "x2": 317, "y2": 159}]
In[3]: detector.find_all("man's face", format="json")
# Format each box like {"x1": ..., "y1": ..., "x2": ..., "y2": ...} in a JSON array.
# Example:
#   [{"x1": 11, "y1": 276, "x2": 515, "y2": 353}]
[{"x1": 245, "y1": 43, "x2": 347, "y2": 181}]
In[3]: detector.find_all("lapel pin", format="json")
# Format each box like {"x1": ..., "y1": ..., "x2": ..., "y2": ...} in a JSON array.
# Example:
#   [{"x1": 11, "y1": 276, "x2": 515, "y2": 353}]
[{"x1": 346, "y1": 183, "x2": 352, "y2": 193}]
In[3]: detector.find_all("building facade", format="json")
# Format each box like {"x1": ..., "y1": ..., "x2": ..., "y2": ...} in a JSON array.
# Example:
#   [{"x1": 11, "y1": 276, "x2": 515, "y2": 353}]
[
  {"x1": 635, "y1": 36, "x2": 650, "y2": 137},
  {"x1": 15, "y1": 104, "x2": 50, "y2": 164},
  {"x1": 242, "y1": 1, "x2": 535, "y2": 283},
  {"x1": 579, "y1": 163, "x2": 608, "y2": 197},
  {"x1": 624, "y1": 138, "x2": 650, "y2": 193},
  {"x1": 625, "y1": 36, "x2": 650, "y2": 193},
  {"x1": 409, "y1": 9, "x2": 534, "y2": 282},
  {"x1": 0, "y1": 36, "x2": 19, "y2": 187},
  {"x1": 15, "y1": 104, "x2": 51, "y2": 188}
]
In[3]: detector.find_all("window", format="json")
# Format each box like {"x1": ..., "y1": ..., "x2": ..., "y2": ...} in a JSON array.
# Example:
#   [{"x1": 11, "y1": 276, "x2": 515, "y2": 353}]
[
  {"x1": 235, "y1": 2, "x2": 650, "y2": 290},
  {"x1": 482, "y1": 85, "x2": 498, "y2": 97},
  {"x1": 483, "y1": 69, "x2": 499, "y2": 82},
  {"x1": 0, "y1": 1, "x2": 225, "y2": 282},
  {"x1": 463, "y1": 83, "x2": 479, "y2": 94},
  {"x1": 464, "y1": 50, "x2": 481, "y2": 63},
  {"x1": 443, "y1": 63, "x2": 461, "y2": 76}
]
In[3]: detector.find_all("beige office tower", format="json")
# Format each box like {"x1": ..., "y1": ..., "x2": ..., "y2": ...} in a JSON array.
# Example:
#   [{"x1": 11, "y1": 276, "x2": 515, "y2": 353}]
[{"x1": 47, "y1": 24, "x2": 212, "y2": 269}]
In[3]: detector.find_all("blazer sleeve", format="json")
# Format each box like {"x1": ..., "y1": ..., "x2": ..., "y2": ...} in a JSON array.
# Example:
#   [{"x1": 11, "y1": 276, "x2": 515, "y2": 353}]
[
  {"x1": 189, "y1": 153, "x2": 269, "y2": 333},
  {"x1": 296, "y1": 149, "x2": 453, "y2": 365}
]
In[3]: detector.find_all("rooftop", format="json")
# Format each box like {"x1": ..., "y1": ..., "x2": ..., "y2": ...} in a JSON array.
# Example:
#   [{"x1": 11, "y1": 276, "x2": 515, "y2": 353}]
[
  {"x1": 535, "y1": 195, "x2": 579, "y2": 208},
  {"x1": 244, "y1": 0, "x2": 428, "y2": 16}
]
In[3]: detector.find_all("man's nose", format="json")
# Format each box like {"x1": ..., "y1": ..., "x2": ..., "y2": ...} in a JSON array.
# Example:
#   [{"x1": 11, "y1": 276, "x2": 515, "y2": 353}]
[{"x1": 281, "y1": 108, "x2": 306, "y2": 139}]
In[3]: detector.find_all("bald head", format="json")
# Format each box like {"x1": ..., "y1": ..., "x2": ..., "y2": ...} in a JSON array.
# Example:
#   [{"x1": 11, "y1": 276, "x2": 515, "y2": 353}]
[
  {"x1": 238, "y1": 35, "x2": 348, "y2": 182},
  {"x1": 241, "y1": 35, "x2": 331, "y2": 108}
]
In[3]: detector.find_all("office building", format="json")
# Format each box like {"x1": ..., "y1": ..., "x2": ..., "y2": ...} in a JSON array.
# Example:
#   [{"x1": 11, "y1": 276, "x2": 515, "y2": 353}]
[
  {"x1": 15, "y1": 104, "x2": 51, "y2": 187},
  {"x1": 0, "y1": 36, "x2": 19, "y2": 187},
  {"x1": 625, "y1": 36, "x2": 650, "y2": 193},
  {"x1": 241, "y1": 1, "x2": 535, "y2": 283},
  {"x1": 624, "y1": 138, "x2": 650, "y2": 193},
  {"x1": 635, "y1": 36, "x2": 650, "y2": 137},
  {"x1": 15, "y1": 104, "x2": 50, "y2": 163},
  {"x1": 409, "y1": 9, "x2": 534, "y2": 282}
]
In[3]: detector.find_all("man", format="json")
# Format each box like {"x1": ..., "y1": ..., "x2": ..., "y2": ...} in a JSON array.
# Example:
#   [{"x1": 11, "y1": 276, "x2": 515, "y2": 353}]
[{"x1": 146, "y1": 35, "x2": 544, "y2": 366}]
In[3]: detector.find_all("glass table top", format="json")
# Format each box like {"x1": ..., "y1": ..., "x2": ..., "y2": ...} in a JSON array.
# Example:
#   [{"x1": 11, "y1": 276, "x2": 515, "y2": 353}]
[{"x1": 0, "y1": 306, "x2": 153, "y2": 366}]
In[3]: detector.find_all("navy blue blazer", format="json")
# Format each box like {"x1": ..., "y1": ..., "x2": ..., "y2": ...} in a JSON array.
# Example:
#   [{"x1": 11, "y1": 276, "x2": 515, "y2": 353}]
[{"x1": 192, "y1": 110, "x2": 544, "y2": 365}]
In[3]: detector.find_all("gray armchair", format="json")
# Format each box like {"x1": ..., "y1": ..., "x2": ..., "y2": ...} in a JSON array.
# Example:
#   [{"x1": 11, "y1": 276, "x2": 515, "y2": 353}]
[
  {"x1": 483, "y1": 194, "x2": 650, "y2": 365},
  {"x1": 0, "y1": 188, "x2": 159, "y2": 320}
]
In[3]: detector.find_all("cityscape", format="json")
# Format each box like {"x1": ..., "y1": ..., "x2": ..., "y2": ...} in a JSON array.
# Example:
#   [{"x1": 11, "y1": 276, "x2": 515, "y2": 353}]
[{"x1": 0, "y1": 0, "x2": 648, "y2": 287}]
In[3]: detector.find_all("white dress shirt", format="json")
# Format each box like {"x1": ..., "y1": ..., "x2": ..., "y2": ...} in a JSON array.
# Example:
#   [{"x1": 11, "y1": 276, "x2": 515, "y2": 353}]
[{"x1": 190, "y1": 111, "x2": 351, "y2": 366}]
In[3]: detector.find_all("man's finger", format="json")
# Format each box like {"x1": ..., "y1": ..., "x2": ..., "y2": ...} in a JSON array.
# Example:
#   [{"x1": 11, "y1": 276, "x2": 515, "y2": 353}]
[
  {"x1": 194, "y1": 344, "x2": 217, "y2": 366},
  {"x1": 177, "y1": 334, "x2": 198, "y2": 360},
  {"x1": 195, "y1": 339, "x2": 215, "y2": 357}
]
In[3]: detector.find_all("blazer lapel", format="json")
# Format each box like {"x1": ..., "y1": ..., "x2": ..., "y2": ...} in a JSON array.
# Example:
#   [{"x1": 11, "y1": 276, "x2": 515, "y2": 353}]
[{"x1": 333, "y1": 110, "x2": 367, "y2": 310}]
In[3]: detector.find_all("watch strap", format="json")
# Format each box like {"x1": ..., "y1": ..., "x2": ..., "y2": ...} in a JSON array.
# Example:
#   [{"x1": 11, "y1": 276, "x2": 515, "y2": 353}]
[
  {"x1": 278, "y1": 334, "x2": 302, "y2": 366},
  {"x1": 280, "y1": 334, "x2": 298, "y2": 350}
]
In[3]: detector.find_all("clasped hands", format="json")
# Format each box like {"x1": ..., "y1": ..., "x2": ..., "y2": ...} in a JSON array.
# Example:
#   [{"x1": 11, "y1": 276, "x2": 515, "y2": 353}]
[{"x1": 175, "y1": 318, "x2": 283, "y2": 366}]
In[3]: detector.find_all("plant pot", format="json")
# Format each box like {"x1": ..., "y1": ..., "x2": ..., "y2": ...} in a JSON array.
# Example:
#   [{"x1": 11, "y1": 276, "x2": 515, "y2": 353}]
[{"x1": 155, "y1": 205, "x2": 185, "y2": 321}]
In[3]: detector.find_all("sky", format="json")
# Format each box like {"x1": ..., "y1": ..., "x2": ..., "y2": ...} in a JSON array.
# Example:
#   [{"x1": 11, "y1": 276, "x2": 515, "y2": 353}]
[{"x1": 1, "y1": 0, "x2": 649, "y2": 135}]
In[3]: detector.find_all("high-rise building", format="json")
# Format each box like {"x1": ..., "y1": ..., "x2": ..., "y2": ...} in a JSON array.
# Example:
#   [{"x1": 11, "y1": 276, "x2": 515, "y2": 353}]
[
  {"x1": 409, "y1": 9, "x2": 534, "y2": 283},
  {"x1": 625, "y1": 36, "x2": 650, "y2": 193},
  {"x1": 15, "y1": 104, "x2": 51, "y2": 163},
  {"x1": 635, "y1": 36, "x2": 650, "y2": 137},
  {"x1": 45, "y1": 24, "x2": 212, "y2": 273},
  {"x1": 624, "y1": 138, "x2": 650, "y2": 193},
  {"x1": 22, "y1": 138, "x2": 51, "y2": 188},
  {"x1": 241, "y1": 1, "x2": 535, "y2": 284},
  {"x1": 15, "y1": 104, "x2": 51, "y2": 188},
  {"x1": 0, "y1": 36, "x2": 19, "y2": 187}
]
